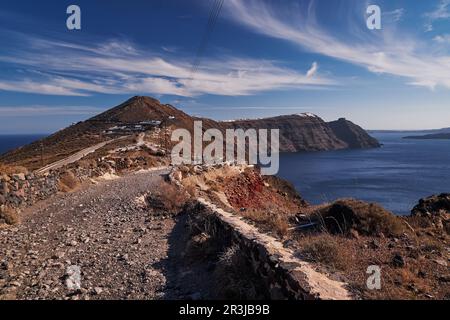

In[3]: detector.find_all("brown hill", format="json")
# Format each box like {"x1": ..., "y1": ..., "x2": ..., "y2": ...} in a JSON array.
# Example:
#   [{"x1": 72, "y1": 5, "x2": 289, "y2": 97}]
[
  {"x1": 328, "y1": 118, "x2": 381, "y2": 149},
  {"x1": 0, "y1": 97, "x2": 380, "y2": 170},
  {"x1": 0, "y1": 120, "x2": 109, "y2": 170},
  {"x1": 91, "y1": 96, "x2": 194, "y2": 127},
  {"x1": 0, "y1": 97, "x2": 211, "y2": 170}
]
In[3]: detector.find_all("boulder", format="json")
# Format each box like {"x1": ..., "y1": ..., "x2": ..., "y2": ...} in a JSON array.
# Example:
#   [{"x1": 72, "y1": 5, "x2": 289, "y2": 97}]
[
  {"x1": 1, "y1": 181, "x2": 9, "y2": 194},
  {"x1": 314, "y1": 199, "x2": 405, "y2": 237},
  {"x1": 412, "y1": 194, "x2": 450, "y2": 234},
  {"x1": 392, "y1": 253, "x2": 406, "y2": 268},
  {"x1": 412, "y1": 193, "x2": 450, "y2": 217},
  {"x1": 12, "y1": 173, "x2": 25, "y2": 181}
]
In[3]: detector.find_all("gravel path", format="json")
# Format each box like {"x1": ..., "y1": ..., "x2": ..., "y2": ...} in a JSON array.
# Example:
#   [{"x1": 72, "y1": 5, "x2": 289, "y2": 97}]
[
  {"x1": 0, "y1": 169, "x2": 213, "y2": 300},
  {"x1": 35, "y1": 137, "x2": 125, "y2": 174}
]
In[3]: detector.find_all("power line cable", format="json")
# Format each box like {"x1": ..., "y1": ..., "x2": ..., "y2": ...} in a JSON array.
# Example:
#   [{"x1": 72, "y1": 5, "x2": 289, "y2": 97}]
[
  {"x1": 189, "y1": 0, "x2": 224, "y2": 79},
  {"x1": 191, "y1": 0, "x2": 221, "y2": 76}
]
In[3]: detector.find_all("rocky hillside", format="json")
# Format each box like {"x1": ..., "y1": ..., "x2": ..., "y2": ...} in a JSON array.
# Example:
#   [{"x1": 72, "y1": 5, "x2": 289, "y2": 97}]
[
  {"x1": 328, "y1": 118, "x2": 381, "y2": 149},
  {"x1": 181, "y1": 165, "x2": 450, "y2": 300},
  {"x1": 0, "y1": 96, "x2": 379, "y2": 170},
  {"x1": 223, "y1": 114, "x2": 347, "y2": 152},
  {"x1": 224, "y1": 114, "x2": 380, "y2": 152},
  {"x1": 91, "y1": 96, "x2": 197, "y2": 128}
]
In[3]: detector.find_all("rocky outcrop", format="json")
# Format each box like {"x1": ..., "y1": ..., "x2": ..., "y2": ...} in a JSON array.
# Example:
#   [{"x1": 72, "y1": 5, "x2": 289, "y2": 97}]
[
  {"x1": 328, "y1": 118, "x2": 381, "y2": 149},
  {"x1": 311, "y1": 199, "x2": 406, "y2": 237},
  {"x1": 412, "y1": 193, "x2": 450, "y2": 217},
  {"x1": 412, "y1": 194, "x2": 450, "y2": 234}
]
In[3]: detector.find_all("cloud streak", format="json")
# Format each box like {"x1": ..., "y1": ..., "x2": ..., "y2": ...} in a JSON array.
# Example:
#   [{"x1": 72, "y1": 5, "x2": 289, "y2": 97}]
[
  {"x1": 0, "y1": 80, "x2": 87, "y2": 96},
  {"x1": 425, "y1": 0, "x2": 450, "y2": 20},
  {"x1": 0, "y1": 32, "x2": 334, "y2": 97},
  {"x1": 306, "y1": 62, "x2": 318, "y2": 78},
  {"x1": 225, "y1": 0, "x2": 450, "y2": 90},
  {"x1": 424, "y1": 0, "x2": 450, "y2": 31},
  {"x1": 0, "y1": 105, "x2": 103, "y2": 116},
  {"x1": 434, "y1": 34, "x2": 450, "y2": 43}
]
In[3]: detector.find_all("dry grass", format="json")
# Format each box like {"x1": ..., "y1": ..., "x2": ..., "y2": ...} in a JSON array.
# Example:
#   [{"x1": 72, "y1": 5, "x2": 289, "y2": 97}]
[
  {"x1": 241, "y1": 209, "x2": 291, "y2": 238},
  {"x1": 0, "y1": 205, "x2": 20, "y2": 225},
  {"x1": 184, "y1": 232, "x2": 223, "y2": 263},
  {"x1": 183, "y1": 203, "x2": 267, "y2": 300},
  {"x1": 295, "y1": 231, "x2": 450, "y2": 300},
  {"x1": 213, "y1": 244, "x2": 267, "y2": 300},
  {"x1": 58, "y1": 171, "x2": 80, "y2": 192},
  {"x1": 314, "y1": 199, "x2": 406, "y2": 237},
  {"x1": 146, "y1": 182, "x2": 191, "y2": 215},
  {"x1": 179, "y1": 166, "x2": 449, "y2": 300},
  {"x1": 0, "y1": 163, "x2": 28, "y2": 175},
  {"x1": 183, "y1": 166, "x2": 304, "y2": 238},
  {"x1": 300, "y1": 234, "x2": 351, "y2": 271}
]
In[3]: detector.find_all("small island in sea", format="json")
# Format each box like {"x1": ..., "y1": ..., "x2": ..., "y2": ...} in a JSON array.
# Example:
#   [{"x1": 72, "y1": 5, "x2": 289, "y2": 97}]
[{"x1": 404, "y1": 133, "x2": 450, "y2": 140}]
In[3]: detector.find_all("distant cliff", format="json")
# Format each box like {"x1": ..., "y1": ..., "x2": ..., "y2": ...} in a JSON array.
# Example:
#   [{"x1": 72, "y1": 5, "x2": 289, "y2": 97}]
[
  {"x1": 224, "y1": 114, "x2": 380, "y2": 152},
  {"x1": 328, "y1": 118, "x2": 381, "y2": 149}
]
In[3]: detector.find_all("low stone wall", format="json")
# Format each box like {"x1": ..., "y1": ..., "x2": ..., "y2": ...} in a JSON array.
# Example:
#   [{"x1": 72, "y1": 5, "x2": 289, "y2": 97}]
[
  {"x1": 0, "y1": 155, "x2": 169, "y2": 216},
  {"x1": 0, "y1": 172, "x2": 60, "y2": 208},
  {"x1": 193, "y1": 198, "x2": 352, "y2": 300},
  {"x1": 0, "y1": 163, "x2": 111, "y2": 211}
]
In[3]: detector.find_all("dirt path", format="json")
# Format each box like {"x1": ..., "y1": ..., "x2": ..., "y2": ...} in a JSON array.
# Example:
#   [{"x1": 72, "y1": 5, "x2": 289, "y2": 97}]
[
  {"x1": 35, "y1": 137, "x2": 126, "y2": 174},
  {"x1": 0, "y1": 169, "x2": 214, "y2": 300}
]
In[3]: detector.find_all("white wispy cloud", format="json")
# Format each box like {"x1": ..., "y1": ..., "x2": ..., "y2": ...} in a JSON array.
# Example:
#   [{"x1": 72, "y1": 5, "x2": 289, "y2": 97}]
[
  {"x1": 161, "y1": 46, "x2": 178, "y2": 53},
  {"x1": 434, "y1": 34, "x2": 450, "y2": 43},
  {"x1": 0, "y1": 105, "x2": 103, "y2": 116},
  {"x1": 385, "y1": 8, "x2": 404, "y2": 22},
  {"x1": 0, "y1": 32, "x2": 334, "y2": 97},
  {"x1": 306, "y1": 62, "x2": 318, "y2": 78},
  {"x1": 224, "y1": 0, "x2": 450, "y2": 90},
  {"x1": 0, "y1": 80, "x2": 87, "y2": 96},
  {"x1": 425, "y1": 0, "x2": 450, "y2": 20},
  {"x1": 424, "y1": 0, "x2": 450, "y2": 31}
]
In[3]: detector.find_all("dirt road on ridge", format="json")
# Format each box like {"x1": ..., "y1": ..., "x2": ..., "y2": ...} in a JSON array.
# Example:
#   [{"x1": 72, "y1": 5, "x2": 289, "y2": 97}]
[{"x1": 35, "y1": 137, "x2": 126, "y2": 174}]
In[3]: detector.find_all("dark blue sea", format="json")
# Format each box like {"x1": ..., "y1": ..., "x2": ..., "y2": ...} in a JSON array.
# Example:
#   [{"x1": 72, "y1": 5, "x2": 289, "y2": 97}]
[
  {"x1": 0, "y1": 135, "x2": 46, "y2": 155},
  {"x1": 278, "y1": 133, "x2": 450, "y2": 215}
]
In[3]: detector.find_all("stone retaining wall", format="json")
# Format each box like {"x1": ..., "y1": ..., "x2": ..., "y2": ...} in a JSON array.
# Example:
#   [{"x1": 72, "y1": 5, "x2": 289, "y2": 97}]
[
  {"x1": 0, "y1": 162, "x2": 113, "y2": 212},
  {"x1": 0, "y1": 172, "x2": 60, "y2": 209},
  {"x1": 193, "y1": 198, "x2": 352, "y2": 300},
  {"x1": 0, "y1": 153, "x2": 158, "y2": 212}
]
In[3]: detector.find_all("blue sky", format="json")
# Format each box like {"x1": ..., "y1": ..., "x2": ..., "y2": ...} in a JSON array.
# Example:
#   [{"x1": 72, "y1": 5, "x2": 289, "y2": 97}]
[{"x1": 1, "y1": 0, "x2": 450, "y2": 133}]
